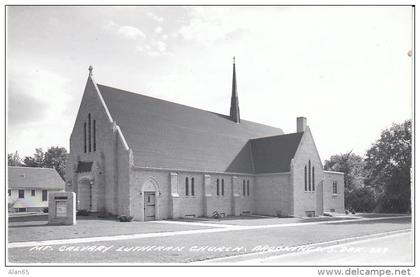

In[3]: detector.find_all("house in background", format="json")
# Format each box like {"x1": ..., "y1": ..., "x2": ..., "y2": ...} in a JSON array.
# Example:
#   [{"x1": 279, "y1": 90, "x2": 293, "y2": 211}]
[{"x1": 8, "y1": 166, "x2": 65, "y2": 213}]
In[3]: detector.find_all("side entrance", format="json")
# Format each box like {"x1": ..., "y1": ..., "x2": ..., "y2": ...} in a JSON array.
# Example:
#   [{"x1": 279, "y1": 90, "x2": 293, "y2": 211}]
[{"x1": 144, "y1": 191, "x2": 156, "y2": 221}]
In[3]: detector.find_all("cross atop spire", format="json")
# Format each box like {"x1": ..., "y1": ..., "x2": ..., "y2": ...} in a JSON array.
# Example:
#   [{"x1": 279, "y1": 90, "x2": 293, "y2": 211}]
[
  {"x1": 88, "y1": 65, "x2": 93, "y2": 77},
  {"x1": 230, "y1": 57, "x2": 240, "y2": 123}
]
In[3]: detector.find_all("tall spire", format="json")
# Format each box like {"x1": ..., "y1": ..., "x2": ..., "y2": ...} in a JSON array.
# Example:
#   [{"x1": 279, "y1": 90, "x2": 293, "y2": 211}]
[{"x1": 230, "y1": 56, "x2": 240, "y2": 123}]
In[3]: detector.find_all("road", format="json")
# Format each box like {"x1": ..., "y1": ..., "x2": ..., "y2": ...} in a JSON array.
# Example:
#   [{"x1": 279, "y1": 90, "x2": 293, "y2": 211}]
[
  {"x1": 204, "y1": 230, "x2": 413, "y2": 265},
  {"x1": 8, "y1": 215, "x2": 412, "y2": 264}
]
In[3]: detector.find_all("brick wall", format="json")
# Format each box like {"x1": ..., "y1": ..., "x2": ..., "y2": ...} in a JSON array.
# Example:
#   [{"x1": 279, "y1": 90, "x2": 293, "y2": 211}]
[
  {"x1": 323, "y1": 171, "x2": 345, "y2": 213},
  {"x1": 255, "y1": 173, "x2": 291, "y2": 216},
  {"x1": 67, "y1": 78, "x2": 130, "y2": 216},
  {"x1": 291, "y1": 128, "x2": 324, "y2": 217}
]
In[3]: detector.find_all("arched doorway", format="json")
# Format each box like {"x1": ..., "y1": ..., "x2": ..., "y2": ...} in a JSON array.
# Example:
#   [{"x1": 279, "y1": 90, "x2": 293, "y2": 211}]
[
  {"x1": 142, "y1": 178, "x2": 160, "y2": 221},
  {"x1": 78, "y1": 178, "x2": 93, "y2": 211}
]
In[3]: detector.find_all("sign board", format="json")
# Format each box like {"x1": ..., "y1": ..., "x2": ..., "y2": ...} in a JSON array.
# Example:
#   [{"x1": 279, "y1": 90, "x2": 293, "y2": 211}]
[
  {"x1": 48, "y1": 191, "x2": 76, "y2": 225},
  {"x1": 56, "y1": 200, "x2": 67, "y2": 217}
]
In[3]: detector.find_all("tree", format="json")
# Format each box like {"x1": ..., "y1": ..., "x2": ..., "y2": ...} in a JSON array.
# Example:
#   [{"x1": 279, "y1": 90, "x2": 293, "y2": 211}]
[
  {"x1": 23, "y1": 147, "x2": 68, "y2": 180},
  {"x1": 23, "y1": 148, "x2": 44, "y2": 167},
  {"x1": 43, "y1": 146, "x2": 68, "y2": 180},
  {"x1": 324, "y1": 151, "x2": 368, "y2": 210},
  {"x1": 8, "y1": 151, "x2": 23, "y2": 166},
  {"x1": 364, "y1": 120, "x2": 412, "y2": 213}
]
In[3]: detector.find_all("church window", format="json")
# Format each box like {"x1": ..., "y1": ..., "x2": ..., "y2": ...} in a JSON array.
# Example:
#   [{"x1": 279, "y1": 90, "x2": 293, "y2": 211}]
[
  {"x1": 243, "y1": 180, "x2": 246, "y2": 196},
  {"x1": 191, "y1": 177, "x2": 195, "y2": 196},
  {"x1": 247, "y1": 180, "x2": 250, "y2": 196},
  {"x1": 93, "y1": 120, "x2": 96, "y2": 152},
  {"x1": 185, "y1": 177, "x2": 189, "y2": 196},
  {"x1": 221, "y1": 179, "x2": 224, "y2": 196},
  {"x1": 304, "y1": 166, "x2": 307, "y2": 191},
  {"x1": 83, "y1": 122, "x2": 87, "y2": 153},
  {"x1": 88, "y1": 113, "x2": 92, "y2": 152},
  {"x1": 312, "y1": 166, "x2": 315, "y2": 191},
  {"x1": 308, "y1": 160, "x2": 312, "y2": 191},
  {"x1": 216, "y1": 179, "x2": 220, "y2": 196}
]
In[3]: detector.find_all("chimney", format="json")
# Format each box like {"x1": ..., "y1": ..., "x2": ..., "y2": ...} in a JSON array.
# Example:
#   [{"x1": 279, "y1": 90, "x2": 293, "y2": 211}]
[{"x1": 297, "y1": 117, "x2": 307, "y2": 132}]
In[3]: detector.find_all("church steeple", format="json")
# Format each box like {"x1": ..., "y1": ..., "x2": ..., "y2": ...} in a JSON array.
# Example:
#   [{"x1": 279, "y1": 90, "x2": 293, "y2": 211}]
[{"x1": 230, "y1": 57, "x2": 240, "y2": 123}]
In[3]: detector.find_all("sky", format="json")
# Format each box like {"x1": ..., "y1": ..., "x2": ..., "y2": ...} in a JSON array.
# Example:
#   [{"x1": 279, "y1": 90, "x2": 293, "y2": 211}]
[{"x1": 6, "y1": 6, "x2": 413, "y2": 162}]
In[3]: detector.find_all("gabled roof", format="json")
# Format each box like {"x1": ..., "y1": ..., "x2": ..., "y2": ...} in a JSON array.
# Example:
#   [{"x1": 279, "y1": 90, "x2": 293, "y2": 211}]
[
  {"x1": 98, "y1": 84, "x2": 284, "y2": 173},
  {"x1": 251, "y1": 132, "x2": 304, "y2": 173},
  {"x1": 8, "y1": 166, "x2": 65, "y2": 190}
]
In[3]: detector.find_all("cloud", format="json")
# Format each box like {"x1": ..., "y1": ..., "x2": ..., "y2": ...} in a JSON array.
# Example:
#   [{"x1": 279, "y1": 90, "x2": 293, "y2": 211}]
[
  {"x1": 118, "y1": 26, "x2": 146, "y2": 40},
  {"x1": 154, "y1": 26, "x2": 163, "y2": 34},
  {"x1": 7, "y1": 64, "x2": 73, "y2": 156},
  {"x1": 147, "y1": 12, "x2": 164, "y2": 23},
  {"x1": 105, "y1": 20, "x2": 146, "y2": 40}
]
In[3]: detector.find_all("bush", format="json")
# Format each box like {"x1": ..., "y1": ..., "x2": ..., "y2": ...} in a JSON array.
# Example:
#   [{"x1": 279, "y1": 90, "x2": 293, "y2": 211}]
[
  {"x1": 118, "y1": 215, "x2": 133, "y2": 222},
  {"x1": 76, "y1": 209, "x2": 90, "y2": 216},
  {"x1": 212, "y1": 211, "x2": 221, "y2": 219},
  {"x1": 98, "y1": 210, "x2": 111, "y2": 218},
  {"x1": 43, "y1": 208, "x2": 48, "y2": 213}
]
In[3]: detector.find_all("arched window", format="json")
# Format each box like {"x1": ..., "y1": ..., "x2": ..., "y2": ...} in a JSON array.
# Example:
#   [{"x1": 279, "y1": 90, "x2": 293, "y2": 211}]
[
  {"x1": 247, "y1": 180, "x2": 250, "y2": 196},
  {"x1": 312, "y1": 166, "x2": 315, "y2": 191},
  {"x1": 185, "y1": 177, "x2": 189, "y2": 196},
  {"x1": 93, "y1": 120, "x2": 96, "y2": 152},
  {"x1": 191, "y1": 177, "x2": 195, "y2": 196},
  {"x1": 88, "y1": 113, "x2": 92, "y2": 152},
  {"x1": 243, "y1": 180, "x2": 246, "y2": 196},
  {"x1": 308, "y1": 160, "x2": 312, "y2": 191},
  {"x1": 221, "y1": 179, "x2": 224, "y2": 196},
  {"x1": 83, "y1": 122, "x2": 87, "y2": 153},
  {"x1": 304, "y1": 166, "x2": 307, "y2": 191}
]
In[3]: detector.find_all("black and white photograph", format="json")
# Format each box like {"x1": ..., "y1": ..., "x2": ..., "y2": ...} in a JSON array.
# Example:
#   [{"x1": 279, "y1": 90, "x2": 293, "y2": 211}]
[{"x1": 4, "y1": 3, "x2": 415, "y2": 275}]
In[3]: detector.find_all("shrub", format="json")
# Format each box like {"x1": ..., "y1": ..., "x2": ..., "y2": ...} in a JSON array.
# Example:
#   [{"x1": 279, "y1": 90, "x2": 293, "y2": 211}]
[
  {"x1": 76, "y1": 209, "x2": 90, "y2": 216},
  {"x1": 118, "y1": 215, "x2": 133, "y2": 222},
  {"x1": 43, "y1": 208, "x2": 49, "y2": 213},
  {"x1": 98, "y1": 210, "x2": 111, "y2": 218},
  {"x1": 212, "y1": 211, "x2": 221, "y2": 219}
]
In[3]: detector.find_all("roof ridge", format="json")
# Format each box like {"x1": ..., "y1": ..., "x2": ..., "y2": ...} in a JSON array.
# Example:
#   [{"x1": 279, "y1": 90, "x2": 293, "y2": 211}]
[
  {"x1": 8, "y1": 166, "x2": 55, "y2": 170},
  {"x1": 250, "y1": 132, "x2": 304, "y2": 141},
  {"x1": 97, "y1": 83, "x2": 282, "y2": 130}
]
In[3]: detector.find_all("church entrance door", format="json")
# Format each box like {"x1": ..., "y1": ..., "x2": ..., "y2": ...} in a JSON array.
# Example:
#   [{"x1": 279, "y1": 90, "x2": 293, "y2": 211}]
[
  {"x1": 78, "y1": 179, "x2": 92, "y2": 211},
  {"x1": 144, "y1": 192, "x2": 156, "y2": 221}
]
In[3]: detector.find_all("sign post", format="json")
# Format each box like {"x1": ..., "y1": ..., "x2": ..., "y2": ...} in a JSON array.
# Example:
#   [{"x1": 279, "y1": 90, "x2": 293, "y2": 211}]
[{"x1": 48, "y1": 192, "x2": 76, "y2": 225}]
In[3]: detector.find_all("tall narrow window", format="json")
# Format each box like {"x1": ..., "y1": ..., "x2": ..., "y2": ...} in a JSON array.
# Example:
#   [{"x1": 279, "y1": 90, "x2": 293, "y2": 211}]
[
  {"x1": 221, "y1": 179, "x2": 224, "y2": 196},
  {"x1": 31, "y1": 190, "x2": 35, "y2": 196},
  {"x1": 83, "y1": 122, "x2": 87, "y2": 153},
  {"x1": 88, "y1": 113, "x2": 92, "y2": 152},
  {"x1": 42, "y1": 190, "x2": 48, "y2": 201},
  {"x1": 8, "y1": 189, "x2": 11, "y2": 196},
  {"x1": 312, "y1": 166, "x2": 315, "y2": 191},
  {"x1": 18, "y1": 189, "x2": 24, "y2": 199},
  {"x1": 243, "y1": 180, "x2": 246, "y2": 196},
  {"x1": 216, "y1": 179, "x2": 220, "y2": 196},
  {"x1": 304, "y1": 166, "x2": 307, "y2": 191},
  {"x1": 93, "y1": 120, "x2": 96, "y2": 152},
  {"x1": 247, "y1": 180, "x2": 250, "y2": 196},
  {"x1": 185, "y1": 177, "x2": 189, "y2": 196},
  {"x1": 191, "y1": 177, "x2": 195, "y2": 196},
  {"x1": 308, "y1": 161, "x2": 312, "y2": 191},
  {"x1": 333, "y1": 181, "x2": 338, "y2": 194}
]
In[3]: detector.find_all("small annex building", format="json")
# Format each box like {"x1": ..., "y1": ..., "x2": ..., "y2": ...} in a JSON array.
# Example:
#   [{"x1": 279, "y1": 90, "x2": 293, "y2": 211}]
[
  {"x1": 66, "y1": 62, "x2": 344, "y2": 221},
  {"x1": 8, "y1": 166, "x2": 65, "y2": 212}
]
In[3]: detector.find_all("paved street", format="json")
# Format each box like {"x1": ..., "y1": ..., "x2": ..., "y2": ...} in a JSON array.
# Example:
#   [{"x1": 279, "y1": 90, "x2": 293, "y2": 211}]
[
  {"x1": 8, "y1": 214, "x2": 412, "y2": 264},
  {"x1": 203, "y1": 230, "x2": 412, "y2": 265}
]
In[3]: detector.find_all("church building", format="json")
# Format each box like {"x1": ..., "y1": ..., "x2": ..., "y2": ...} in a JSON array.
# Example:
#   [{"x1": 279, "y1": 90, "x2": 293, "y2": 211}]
[{"x1": 65, "y1": 61, "x2": 344, "y2": 221}]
